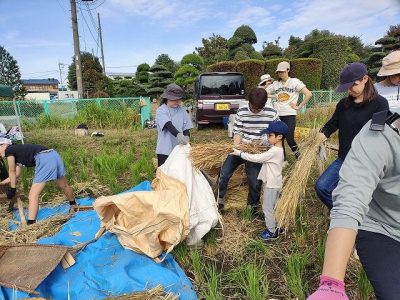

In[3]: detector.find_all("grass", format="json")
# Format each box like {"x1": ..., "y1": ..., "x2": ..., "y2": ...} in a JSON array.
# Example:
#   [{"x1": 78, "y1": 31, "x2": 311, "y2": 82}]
[
  {"x1": 358, "y1": 267, "x2": 374, "y2": 300},
  {"x1": 4, "y1": 104, "x2": 370, "y2": 299}
]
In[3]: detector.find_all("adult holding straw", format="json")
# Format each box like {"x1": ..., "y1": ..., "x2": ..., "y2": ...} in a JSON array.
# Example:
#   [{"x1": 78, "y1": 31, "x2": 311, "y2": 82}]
[
  {"x1": 0, "y1": 138, "x2": 76, "y2": 222},
  {"x1": 266, "y1": 61, "x2": 312, "y2": 159},
  {"x1": 308, "y1": 109, "x2": 400, "y2": 300},
  {"x1": 315, "y1": 63, "x2": 388, "y2": 210}
]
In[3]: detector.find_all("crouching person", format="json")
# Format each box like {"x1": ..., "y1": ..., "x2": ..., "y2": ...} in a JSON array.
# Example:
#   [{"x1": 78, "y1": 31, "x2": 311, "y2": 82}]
[
  {"x1": 0, "y1": 138, "x2": 76, "y2": 223},
  {"x1": 231, "y1": 120, "x2": 287, "y2": 240}
]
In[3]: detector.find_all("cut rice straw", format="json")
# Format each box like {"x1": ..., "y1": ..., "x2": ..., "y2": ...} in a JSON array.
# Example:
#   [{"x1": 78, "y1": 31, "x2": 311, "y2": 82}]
[
  {"x1": 105, "y1": 284, "x2": 178, "y2": 300},
  {"x1": 275, "y1": 129, "x2": 325, "y2": 230}
]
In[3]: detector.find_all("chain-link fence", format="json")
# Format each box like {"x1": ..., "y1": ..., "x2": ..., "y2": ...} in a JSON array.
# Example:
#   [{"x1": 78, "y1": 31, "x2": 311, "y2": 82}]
[
  {"x1": 306, "y1": 90, "x2": 346, "y2": 108},
  {"x1": 0, "y1": 97, "x2": 151, "y2": 128}
]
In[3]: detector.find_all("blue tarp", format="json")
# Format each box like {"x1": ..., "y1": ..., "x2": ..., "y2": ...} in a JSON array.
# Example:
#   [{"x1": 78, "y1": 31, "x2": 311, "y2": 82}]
[{"x1": 0, "y1": 181, "x2": 197, "y2": 300}]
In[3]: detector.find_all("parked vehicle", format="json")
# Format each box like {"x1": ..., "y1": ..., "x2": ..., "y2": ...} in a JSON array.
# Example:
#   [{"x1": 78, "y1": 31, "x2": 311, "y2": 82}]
[{"x1": 192, "y1": 72, "x2": 246, "y2": 128}]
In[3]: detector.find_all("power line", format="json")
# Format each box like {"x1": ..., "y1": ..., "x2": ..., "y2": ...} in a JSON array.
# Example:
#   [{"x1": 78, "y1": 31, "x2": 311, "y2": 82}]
[
  {"x1": 77, "y1": 2, "x2": 99, "y2": 49},
  {"x1": 77, "y1": 0, "x2": 105, "y2": 10},
  {"x1": 106, "y1": 65, "x2": 139, "y2": 69},
  {"x1": 56, "y1": 0, "x2": 69, "y2": 17},
  {"x1": 23, "y1": 69, "x2": 60, "y2": 75}
]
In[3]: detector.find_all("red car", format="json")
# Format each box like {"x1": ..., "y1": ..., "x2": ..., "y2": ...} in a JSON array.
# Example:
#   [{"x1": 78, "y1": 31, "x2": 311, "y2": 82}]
[{"x1": 192, "y1": 72, "x2": 246, "y2": 129}]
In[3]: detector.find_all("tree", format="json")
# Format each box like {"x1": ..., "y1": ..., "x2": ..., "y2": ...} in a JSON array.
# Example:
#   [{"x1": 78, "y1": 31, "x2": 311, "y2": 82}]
[
  {"x1": 261, "y1": 42, "x2": 282, "y2": 59},
  {"x1": 0, "y1": 46, "x2": 24, "y2": 98},
  {"x1": 284, "y1": 35, "x2": 304, "y2": 58},
  {"x1": 154, "y1": 54, "x2": 178, "y2": 74},
  {"x1": 195, "y1": 34, "x2": 229, "y2": 66},
  {"x1": 181, "y1": 53, "x2": 204, "y2": 71},
  {"x1": 147, "y1": 64, "x2": 173, "y2": 97},
  {"x1": 174, "y1": 53, "x2": 203, "y2": 93},
  {"x1": 228, "y1": 25, "x2": 259, "y2": 59},
  {"x1": 135, "y1": 63, "x2": 150, "y2": 84}
]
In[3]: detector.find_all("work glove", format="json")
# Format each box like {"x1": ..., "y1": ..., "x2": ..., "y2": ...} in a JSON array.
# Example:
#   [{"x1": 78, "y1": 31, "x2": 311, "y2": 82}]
[
  {"x1": 177, "y1": 132, "x2": 189, "y2": 145},
  {"x1": 319, "y1": 144, "x2": 327, "y2": 161},
  {"x1": 259, "y1": 135, "x2": 270, "y2": 146},
  {"x1": 6, "y1": 187, "x2": 16, "y2": 199},
  {"x1": 307, "y1": 275, "x2": 349, "y2": 300},
  {"x1": 317, "y1": 132, "x2": 327, "y2": 143},
  {"x1": 231, "y1": 148, "x2": 241, "y2": 156}
]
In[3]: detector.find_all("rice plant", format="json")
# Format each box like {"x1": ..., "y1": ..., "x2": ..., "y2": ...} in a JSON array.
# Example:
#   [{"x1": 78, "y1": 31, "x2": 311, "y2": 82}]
[
  {"x1": 286, "y1": 251, "x2": 310, "y2": 300},
  {"x1": 245, "y1": 238, "x2": 270, "y2": 256},
  {"x1": 203, "y1": 263, "x2": 223, "y2": 300},
  {"x1": 295, "y1": 202, "x2": 307, "y2": 246},
  {"x1": 358, "y1": 267, "x2": 374, "y2": 300},
  {"x1": 189, "y1": 249, "x2": 205, "y2": 284}
]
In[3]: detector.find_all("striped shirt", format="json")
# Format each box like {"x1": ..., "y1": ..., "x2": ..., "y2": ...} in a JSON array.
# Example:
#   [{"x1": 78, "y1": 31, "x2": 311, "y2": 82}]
[{"x1": 233, "y1": 103, "x2": 279, "y2": 143}]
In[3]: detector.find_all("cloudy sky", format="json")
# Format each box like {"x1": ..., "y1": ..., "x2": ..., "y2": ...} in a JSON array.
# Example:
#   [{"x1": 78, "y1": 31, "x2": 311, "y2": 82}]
[{"x1": 1, "y1": 0, "x2": 399, "y2": 82}]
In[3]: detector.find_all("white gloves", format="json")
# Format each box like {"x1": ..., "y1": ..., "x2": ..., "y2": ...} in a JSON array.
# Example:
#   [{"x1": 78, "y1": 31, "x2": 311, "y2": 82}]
[
  {"x1": 177, "y1": 132, "x2": 189, "y2": 145},
  {"x1": 231, "y1": 148, "x2": 241, "y2": 156},
  {"x1": 319, "y1": 144, "x2": 327, "y2": 161}
]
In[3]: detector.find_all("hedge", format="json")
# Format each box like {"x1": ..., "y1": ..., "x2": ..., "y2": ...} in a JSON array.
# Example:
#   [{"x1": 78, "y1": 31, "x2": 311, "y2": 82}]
[
  {"x1": 312, "y1": 37, "x2": 348, "y2": 89},
  {"x1": 206, "y1": 61, "x2": 237, "y2": 72},
  {"x1": 264, "y1": 58, "x2": 289, "y2": 80},
  {"x1": 235, "y1": 59, "x2": 265, "y2": 98},
  {"x1": 290, "y1": 58, "x2": 322, "y2": 90}
]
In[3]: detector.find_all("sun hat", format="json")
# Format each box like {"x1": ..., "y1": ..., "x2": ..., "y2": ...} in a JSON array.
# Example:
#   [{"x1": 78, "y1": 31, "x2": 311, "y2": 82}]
[
  {"x1": 262, "y1": 120, "x2": 289, "y2": 135},
  {"x1": 335, "y1": 63, "x2": 368, "y2": 92},
  {"x1": 0, "y1": 138, "x2": 12, "y2": 145},
  {"x1": 259, "y1": 74, "x2": 273, "y2": 86},
  {"x1": 160, "y1": 83, "x2": 184, "y2": 100},
  {"x1": 276, "y1": 61, "x2": 290, "y2": 72},
  {"x1": 377, "y1": 50, "x2": 400, "y2": 77}
]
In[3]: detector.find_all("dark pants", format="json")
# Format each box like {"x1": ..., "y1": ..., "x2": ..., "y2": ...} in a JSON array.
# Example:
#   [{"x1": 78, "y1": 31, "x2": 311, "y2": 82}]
[
  {"x1": 279, "y1": 115, "x2": 299, "y2": 156},
  {"x1": 315, "y1": 158, "x2": 343, "y2": 209},
  {"x1": 356, "y1": 230, "x2": 400, "y2": 300},
  {"x1": 218, "y1": 154, "x2": 262, "y2": 206},
  {"x1": 157, "y1": 154, "x2": 168, "y2": 167}
]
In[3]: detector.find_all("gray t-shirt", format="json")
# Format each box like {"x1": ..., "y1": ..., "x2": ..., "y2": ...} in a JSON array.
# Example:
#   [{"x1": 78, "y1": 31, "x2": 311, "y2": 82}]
[
  {"x1": 330, "y1": 120, "x2": 400, "y2": 241},
  {"x1": 155, "y1": 104, "x2": 193, "y2": 155}
]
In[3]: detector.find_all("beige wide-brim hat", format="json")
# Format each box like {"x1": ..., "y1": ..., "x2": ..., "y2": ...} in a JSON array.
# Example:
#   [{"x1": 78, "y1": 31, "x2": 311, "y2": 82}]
[{"x1": 377, "y1": 50, "x2": 400, "y2": 77}]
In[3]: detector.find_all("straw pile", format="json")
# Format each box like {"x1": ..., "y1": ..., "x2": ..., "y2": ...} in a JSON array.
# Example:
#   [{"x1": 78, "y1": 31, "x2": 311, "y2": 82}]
[
  {"x1": 105, "y1": 285, "x2": 178, "y2": 300},
  {"x1": 190, "y1": 141, "x2": 267, "y2": 177},
  {"x1": 275, "y1": 129, "x2": 325, "y2": 230}
]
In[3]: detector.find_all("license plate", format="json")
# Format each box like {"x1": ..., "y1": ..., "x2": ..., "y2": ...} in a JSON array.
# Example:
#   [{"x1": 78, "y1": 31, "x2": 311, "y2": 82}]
[{"x1": 215, "y1": 103, "x2": 230, "y2": 110}]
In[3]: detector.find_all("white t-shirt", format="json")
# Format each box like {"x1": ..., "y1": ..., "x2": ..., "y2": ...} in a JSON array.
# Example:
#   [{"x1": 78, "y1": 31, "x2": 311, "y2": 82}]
[
  {"x1": 240, "y1": 146, "x2": 284, "y2": 188},
  {"x1": 267, "y1": 77, "x2": 306, "y2": 116},
  {"x1": 374, "y1": 82, "x2": 400, "y2": 113}
]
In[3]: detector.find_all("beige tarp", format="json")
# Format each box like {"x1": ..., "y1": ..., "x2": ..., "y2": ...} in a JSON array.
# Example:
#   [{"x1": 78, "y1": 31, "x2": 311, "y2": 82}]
[{"x1": 93, "y1": 169, "x2": 190, "y2": 259}]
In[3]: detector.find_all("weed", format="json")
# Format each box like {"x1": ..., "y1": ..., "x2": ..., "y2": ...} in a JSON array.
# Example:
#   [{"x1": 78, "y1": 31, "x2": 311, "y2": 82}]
[
  {"x1": 245, "y1": 239, "x2": 270, "y2": 256},
  {"x1": 203, "y1": 229, "x2": 218, "y2": 246},
  {"x1": 316, "y1": 235, "x2": 327, "y2": 266},
  {"x1": 203, "y1": 263, "x2": 223, "y2": 300},
  {"x1": 295, "y1": 202, "x2": 307, "y2": 246},
  {"x1": 189, "y1": 249, "x2": 205, "y2": 284},
  {"x1": 286, "y1": 251, "x2": 310, "y2": 300},
  {"x1": 358, "y1": 267, "x2": 374, "y2": 300}
]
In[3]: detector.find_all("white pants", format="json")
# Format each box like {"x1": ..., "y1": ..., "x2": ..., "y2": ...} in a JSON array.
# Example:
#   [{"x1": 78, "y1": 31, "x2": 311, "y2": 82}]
[{"x1": 262, "y1": 187, "x2": 280, "y2": 231}]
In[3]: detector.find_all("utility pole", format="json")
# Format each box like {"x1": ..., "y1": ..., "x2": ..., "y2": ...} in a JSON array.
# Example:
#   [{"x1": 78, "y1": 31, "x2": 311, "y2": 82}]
[
  {"x1": 97, "y1": 12, "x2": 106, "y2": 74},
  {"x1": 70, "y1": 0, "x2": 84, "y2": 98}
]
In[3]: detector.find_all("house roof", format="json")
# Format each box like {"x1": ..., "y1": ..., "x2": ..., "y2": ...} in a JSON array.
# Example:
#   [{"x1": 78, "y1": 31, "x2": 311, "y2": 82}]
[{"x1": 21, "y1": 78, "x2": 60, "y2": 85}]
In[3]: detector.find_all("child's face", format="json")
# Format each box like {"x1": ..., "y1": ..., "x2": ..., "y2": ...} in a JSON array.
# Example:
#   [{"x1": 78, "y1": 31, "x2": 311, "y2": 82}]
[
  {"x1": 167, "y1": 99, "x2": 182, "y2": 108},
  {"x1": 267, "y1": 133, "x2": 282, "y2": 145}
]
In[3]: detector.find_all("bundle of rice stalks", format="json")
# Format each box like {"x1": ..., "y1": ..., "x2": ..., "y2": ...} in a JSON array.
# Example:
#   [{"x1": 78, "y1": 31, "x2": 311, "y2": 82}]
[
  {"x1": 190, "y1": 141, "x2": 267, "y2": 177},
  {"x1": 0, "y1": 214, "x2": 71, "y2": 245},
  {"x1": 105, "y1": 285, "x2": 178, "y2": 300},
  {"x1": 275, "y1": 129, "x2": 325, "y2": 230}
]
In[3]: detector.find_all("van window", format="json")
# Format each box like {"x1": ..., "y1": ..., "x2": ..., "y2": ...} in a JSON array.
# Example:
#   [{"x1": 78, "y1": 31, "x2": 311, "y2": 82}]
[{"x1": 200, "y1": 75, "x2": 244, "y2": 96}]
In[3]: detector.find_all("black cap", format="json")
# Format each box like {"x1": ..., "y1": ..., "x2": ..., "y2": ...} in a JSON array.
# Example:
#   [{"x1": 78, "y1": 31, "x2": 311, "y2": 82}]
[{"x1": 161, "y1": 83, "x2": 184, "y2": 100}]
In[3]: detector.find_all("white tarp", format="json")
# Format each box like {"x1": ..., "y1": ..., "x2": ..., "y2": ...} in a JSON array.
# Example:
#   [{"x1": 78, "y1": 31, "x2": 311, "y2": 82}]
[{"x1": 160, "y1": 144, "x2": 221, "y2": 246}]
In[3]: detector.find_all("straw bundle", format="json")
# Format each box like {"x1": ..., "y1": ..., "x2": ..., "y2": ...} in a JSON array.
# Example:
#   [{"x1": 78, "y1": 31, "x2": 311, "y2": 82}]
[
  {"x1": 275, "y1": 129, "x2": 325, "y2": 230},
  {"x1": 105, "y1": 285, "x2": 178, "y2": 300},
  {"x1": 190, "y1": 141, "x2": 267, "y2": 177}
]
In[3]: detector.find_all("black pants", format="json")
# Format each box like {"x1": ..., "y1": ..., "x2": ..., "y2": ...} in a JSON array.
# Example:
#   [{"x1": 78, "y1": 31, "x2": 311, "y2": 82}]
[
  {"x1": 157, "y1": 154, "x2": 168, "y2": 167},
  {"x1": 356, "y1": 230, "x2": 400, "y2": 300},
  {"x1": 279, "y1": 115, "x2": 299, "y2": 156}
]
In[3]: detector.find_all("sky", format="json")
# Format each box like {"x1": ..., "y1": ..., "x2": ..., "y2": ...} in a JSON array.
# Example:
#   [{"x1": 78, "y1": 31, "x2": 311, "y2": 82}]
[{"x1": 1, "y1": 0, "x2": 399, "y2": 84}]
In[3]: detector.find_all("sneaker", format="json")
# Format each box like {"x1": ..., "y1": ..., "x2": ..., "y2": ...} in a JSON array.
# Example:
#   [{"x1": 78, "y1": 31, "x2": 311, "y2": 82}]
[{"x1": 259, "y1": 228, "x2": 279, "y2": 241}]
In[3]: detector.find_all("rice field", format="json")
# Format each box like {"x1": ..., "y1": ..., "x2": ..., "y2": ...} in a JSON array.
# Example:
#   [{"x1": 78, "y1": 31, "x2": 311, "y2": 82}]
[{"x1": 0, "y1": 104, "x2": 375, "y2": 299}]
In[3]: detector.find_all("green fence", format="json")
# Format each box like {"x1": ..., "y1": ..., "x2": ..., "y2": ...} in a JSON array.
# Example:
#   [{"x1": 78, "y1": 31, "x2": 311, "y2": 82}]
[
  {"x1": 0, "y1": 97, "x2": 151, "y2": 128},
  {"x1": 305, "y1": 90, "x2": 346, "y2": 108}
]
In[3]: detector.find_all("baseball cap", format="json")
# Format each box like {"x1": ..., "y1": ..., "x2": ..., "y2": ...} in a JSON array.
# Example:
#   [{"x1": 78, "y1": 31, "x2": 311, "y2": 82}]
[
  {"x1": 0, "y1": 138, "x2": 12, "y2": 145},
  {"x1": 262, "y1": 120, "x2": 289, "y2": 135},
  {"x1": 161, "y1": 83, "x2": 184, "y2": 100},
  {"x1": 335, "y1": 63, "x2": 368, "y2": 92},
  {"x1": 377, "y1": 50, "x2": 400, "y2": 77},
  {"x1": 259, "y1": 74, "x2": 273, "y2": 86},
  {"x1": 276, "y1": 61, "x2": 290, "y2": 72}
]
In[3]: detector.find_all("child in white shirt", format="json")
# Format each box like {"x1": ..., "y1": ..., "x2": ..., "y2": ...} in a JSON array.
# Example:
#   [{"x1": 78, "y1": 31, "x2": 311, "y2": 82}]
[{"x1": 232, "y1": 120, "x2": 288, "y2": 241}]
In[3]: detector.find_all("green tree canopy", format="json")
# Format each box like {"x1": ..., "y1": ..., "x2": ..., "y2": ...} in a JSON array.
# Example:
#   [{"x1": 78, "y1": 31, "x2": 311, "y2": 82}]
[
  {"x1": 181, "y1": 53, "x2": 204, "y2": 71},
  {"x1": 195, "y1": 34, "x2": 229, "y2": 66},
  {"x1": 135, "y1": 63, "x2": 150, "y2": 84},
  {"x1": 261, "y1": 42, "x2": 283, "y2": 59},
  {"x1": 154, "y1": 54, "x2": 178, "y2": 73},
  {"x1": 228, "y1": 25, "x2": 259, "y2": 59},
  {"x1": 148, "y1": 63, "x2": 173, "y2": 97},
  {"x1": 0, "y1": 45, "x2": 24, "y2": 98}
]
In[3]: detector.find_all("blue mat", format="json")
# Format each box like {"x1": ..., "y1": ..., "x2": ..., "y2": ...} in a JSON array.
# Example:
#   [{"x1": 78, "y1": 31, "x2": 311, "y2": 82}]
[{"x1": 0, "y1": 181, "x2": 197, "y2": 300}]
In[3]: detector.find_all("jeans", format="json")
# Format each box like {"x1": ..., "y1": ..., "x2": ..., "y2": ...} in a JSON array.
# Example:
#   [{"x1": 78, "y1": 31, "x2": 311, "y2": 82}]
[
  {"x1": 218, "y1": 154, "x2": 262, "y2": 207},
  {"x1": 279, "y1": 115, "x2": 299, "y2": 156},
  {"x1": 315, "y1": 158, "x2": 343, "y2": 209},
  {"x1": 356, "y1": 230, "x2": 400, "y2": 300}
]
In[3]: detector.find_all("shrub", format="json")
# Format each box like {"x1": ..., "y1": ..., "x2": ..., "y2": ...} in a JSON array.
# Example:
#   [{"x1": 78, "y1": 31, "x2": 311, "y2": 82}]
[
  {"x1": 264, "y1": 58, "x2": 290, "y2": 80},
  {"x1": 290, "y1": 58, "x2": 322, "y2": 90},
  {"x1": 236, "y1": 59, "x2": 265, "y2": 97},
  {"x1": 206, "y1": 61, "x2": 237, "y2": 72},
  {"x1": 312, "y1": 37, "x2": 348, "y2": 89}
]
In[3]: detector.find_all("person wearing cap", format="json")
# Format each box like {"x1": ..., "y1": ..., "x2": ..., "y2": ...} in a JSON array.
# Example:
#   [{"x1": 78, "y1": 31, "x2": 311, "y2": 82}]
[
  {"x1": 308, "y1": 109, "x2": 400, "y2": 300},
  {"x1": 315, "y1": 63, "x2": 388, "y2": 210},
  {"x1": 217, "y1": 88, "x2": 279, "y2": 214},
  {"x1": 155, "y1": 83, "x2": 193, "y2": 166},
  {"x1": 0, "y1": 138, "x2": 76, "y2": 222},
  {"x1": 375, "y1": 50, "x2": 400, "y2": 113},
  {"x1": 258, "y1": 74, "x2": 273, "y2": 89},
  {"x1": 266, "y1": 61, "x2": 312, "y2": 159},
  {"x1": 231, "y1": 120, "x2": 287, "y2": 241}
]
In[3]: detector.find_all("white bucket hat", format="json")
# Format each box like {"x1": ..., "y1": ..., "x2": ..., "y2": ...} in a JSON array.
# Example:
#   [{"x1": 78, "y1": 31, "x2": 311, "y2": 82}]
[
  {"x1": 259, "y1": 74, "x2": 272, "y2": 86},
  {"x1": 377, "y1": 50, "x2": 400, "y2": 77},
  {"x1": 0, "y1": 138, "x2": 12, "y2": 145}
]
